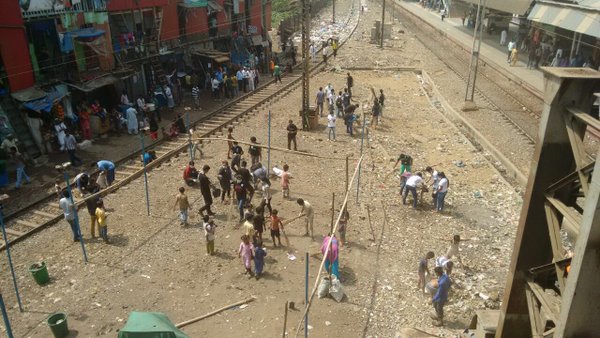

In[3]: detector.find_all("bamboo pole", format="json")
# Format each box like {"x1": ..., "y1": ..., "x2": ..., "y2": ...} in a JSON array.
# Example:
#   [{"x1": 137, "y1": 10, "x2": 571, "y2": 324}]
[
  {"x1": 192, "y1": 137, "x2": 351, "y2": 160},
  {"x1": 366, "y1": 205, "x2": 376, "y2": 241},
  {"x1": 282, "y1": 301, "x2": 289, "y2": 338},
  {"x1": 175, "y1": 297, "x2": 256, "y2": 328},
  {"x1": 329, "y1": 192, "x2": 335, "y2": 278},
  {"x1": 293, "y1": 155, "x2": 363, "y2": 337}
]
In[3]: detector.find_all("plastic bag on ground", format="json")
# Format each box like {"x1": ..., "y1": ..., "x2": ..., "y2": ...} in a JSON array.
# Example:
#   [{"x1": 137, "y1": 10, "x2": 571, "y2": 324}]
[
  {"x1": 329, "y1": 276, "x2": 345, "y2": 302},
  {"x1": 318, "y1": 276, "x2": 331, "y2": 299}
]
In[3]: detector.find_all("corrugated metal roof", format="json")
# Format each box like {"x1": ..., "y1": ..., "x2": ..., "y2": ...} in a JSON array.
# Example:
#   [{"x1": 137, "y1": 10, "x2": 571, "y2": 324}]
[
  {"x1": 528, "y1": 2, "x2": 600, "y2": 38},
  {"x1": 458, "y1": 0, "x2": 534, "y2": 15},
  {"x1": 577, "y1": 0, "x2": 600, "y2": 9}
]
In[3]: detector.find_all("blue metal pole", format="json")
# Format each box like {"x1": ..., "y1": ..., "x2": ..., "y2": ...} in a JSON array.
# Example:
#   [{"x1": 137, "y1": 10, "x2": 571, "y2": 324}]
[
  {"x1": 304, "y1": 252, "x2": 308, "y2": 338},
  {"x1": 64, "y1": 171, "x2": 88, "y2": 264},
  {"x1": 0, "y1": 292, "x2": 14, "y2": 338},
  {"x1": 140, "y1": 132, "x2": 151, "y2": 216},
  {"x1": 186, "y1": 110, "x2": 192, "y2": 161},
  {"x1": 0, "y1": 205, "x2": 23, "y2": 312},
  {"x1": 267, "y1": 110, "x2": 271, "y2": 175},
  {"x1": 356, "y1": 113, "x2": 366, "y2": 203}
]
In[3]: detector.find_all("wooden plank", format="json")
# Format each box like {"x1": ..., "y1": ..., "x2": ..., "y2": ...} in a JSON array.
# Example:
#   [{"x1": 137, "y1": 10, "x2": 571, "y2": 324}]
[
  {"x1": 568, "y1": 107, "x2": 600, "y2": 132},
  {"x1": 32, "y1": 210, "x2": 57, "y2": 218},
  {"x1": 15, "y1": 219, "x2": 39, "y2": 228},
  {"x1": 123, "y1": 165, "x2": 141, "y2": 171},
  {"x1": 546, "y1": 197, "x2": 581, "y2": 238},
  {"x1": 525, "y1": 287, "x2": 543, "y2": 337},
  {"x1": 116, "y1": 171, "x2": 136, "y2": 176},
  {"x1": 527, "y1": 282, "x2": 559, "y2": 323}
]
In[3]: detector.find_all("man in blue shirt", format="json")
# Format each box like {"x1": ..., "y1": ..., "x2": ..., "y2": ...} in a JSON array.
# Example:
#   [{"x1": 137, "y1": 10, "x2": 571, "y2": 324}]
[
  {"x1": 432, "y1": 266, "x2": 451, "y2": 326},
  {"x1": 92, "y1": 160, "x2": 116, "y2": 186}
]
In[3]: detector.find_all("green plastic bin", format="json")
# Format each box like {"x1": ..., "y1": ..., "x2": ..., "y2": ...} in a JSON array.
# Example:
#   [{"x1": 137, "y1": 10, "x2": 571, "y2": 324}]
[
  {"x1": 29, "y1": 262, "x2": 49, "y2": 285},
  {"x1": 47, "y1": 312, "x2": 69, "y2": 338}
]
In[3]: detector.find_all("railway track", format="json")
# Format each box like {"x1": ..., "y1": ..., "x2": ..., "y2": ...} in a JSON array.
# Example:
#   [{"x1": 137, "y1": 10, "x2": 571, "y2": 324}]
[
  {"x1": 0, "y1": 0, "x2": 360, "y2": 251},
  {"x1": 394, "y1": 3, "x2": 539, "y2": 146}
]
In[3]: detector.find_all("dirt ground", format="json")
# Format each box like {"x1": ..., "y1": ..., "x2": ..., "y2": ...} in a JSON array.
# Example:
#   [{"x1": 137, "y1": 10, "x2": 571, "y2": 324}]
[
  {"x1": 0, "y1": 68, "x2": 519, "y2": 337},
  {"x1": 0, "y1": 1, "x2": 526, "y2": 337}
]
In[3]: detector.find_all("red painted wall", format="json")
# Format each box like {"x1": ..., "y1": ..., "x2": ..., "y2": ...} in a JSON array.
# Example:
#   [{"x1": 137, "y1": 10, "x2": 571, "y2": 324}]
[
  {"x1": 161, "y1": 0, "x2": 180, "y2": 41},
  {"x1": 0, "y1": 0, "x2": 34, "y2": 91},
  {"x1": 216, "y1": 0, "x2": 229, "y2": 34},
  {"x1": 185, "y1": 8, "x2": 209, "y2": 37},
  {"x1": 250, "y1": 0, "x2": 261, "y2": 33},
  {"x1": 107, "y1": 0, "x2": 170, "y2": 12}
]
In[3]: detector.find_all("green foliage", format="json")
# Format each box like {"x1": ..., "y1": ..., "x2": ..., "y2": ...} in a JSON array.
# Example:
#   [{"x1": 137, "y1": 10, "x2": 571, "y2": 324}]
[{"x1": 272, "y1": 0, "x2": 300, "y2": 28}]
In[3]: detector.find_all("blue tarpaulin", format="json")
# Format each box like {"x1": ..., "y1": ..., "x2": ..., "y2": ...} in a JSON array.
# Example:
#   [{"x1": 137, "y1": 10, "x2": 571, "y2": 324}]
[
  {"x1": 74, "y1": 28, "x2": 105, "y2": 39},
  {"x1": 23, "y1": 91, "x2": 66, "y2": 113}
]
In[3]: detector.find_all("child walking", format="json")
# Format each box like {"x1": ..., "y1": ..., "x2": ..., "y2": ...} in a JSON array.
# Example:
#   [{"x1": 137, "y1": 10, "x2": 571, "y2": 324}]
[
  {"x1": 281, "y1": 164, "x2": 291, "y2": 199},
  {"x1": 203, "y1": 215, "x2": 217, "y2": 255},
  {"x1": 269, "y1": 209, "x2": 284, "y2": 247},
  {"x1": 327, "y1": 111, "x2": 336, "y2": 141},
  {"x1": 95, "y1": 200, "x2": 109, "y2": 243},
  {"x1": 254, "y1": 242, "x2": 267, "y2": 279},
  {"x1": 238, "y1": 235, "x2": 254, "y2": 276},
  {"x1": 418, "y1": 251, "x2": 435, "y2": 292},
  {"x1": 173, "y1": 187, "x2": 190, "y2": 225}
]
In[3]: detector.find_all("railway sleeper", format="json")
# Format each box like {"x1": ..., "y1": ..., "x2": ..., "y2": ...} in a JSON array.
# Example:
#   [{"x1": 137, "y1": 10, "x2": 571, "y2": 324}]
[{"x1": 32, "y1": 210, "x2": 58, "y2": 219}]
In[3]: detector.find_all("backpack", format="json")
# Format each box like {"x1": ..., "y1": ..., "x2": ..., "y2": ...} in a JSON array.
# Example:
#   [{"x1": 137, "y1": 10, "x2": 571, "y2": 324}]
[{"x1": 336, "y1": 97, "x2": 343, "y2": 108}]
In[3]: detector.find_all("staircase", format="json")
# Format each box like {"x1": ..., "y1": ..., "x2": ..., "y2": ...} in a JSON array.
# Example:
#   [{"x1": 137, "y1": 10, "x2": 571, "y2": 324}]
[
  {"x1": 150, "y1": 56, "x2": 168, "y2": 88},
  {"x1": 0, "y1": 98, "x2": 41, "y2": 159}
]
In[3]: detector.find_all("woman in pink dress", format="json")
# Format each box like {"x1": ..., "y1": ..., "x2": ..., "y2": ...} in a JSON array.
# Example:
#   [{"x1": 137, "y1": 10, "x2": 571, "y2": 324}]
[{"x1": 238, "y1": 235, "x2": 254, "y2": 276}]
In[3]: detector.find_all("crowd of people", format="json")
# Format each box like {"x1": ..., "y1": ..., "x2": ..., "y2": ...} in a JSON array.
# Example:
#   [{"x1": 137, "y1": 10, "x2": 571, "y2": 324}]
[{"x1": 175, "y1": 128, "x2": 330, "y2": 280}]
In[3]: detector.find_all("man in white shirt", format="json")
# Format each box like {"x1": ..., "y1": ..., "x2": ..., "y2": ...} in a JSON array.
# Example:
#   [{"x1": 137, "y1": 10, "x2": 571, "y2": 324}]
[
  {"x1": 248, "y1": 69, "x2": 255, "y2": 91},
  {"x1": 322, "y1": 44, "x2": 329, "y2": 65},
  {"x1": 59, "y1": 191, "x2": 81, "y2": 242},
  {"x1": 402, "y1": 172, "x2": 423, "y2": 208},
  {"x1": 327, "y1": 111, "x2": 336, "y2": 141},
  {"x1": 507, "y1": 40, "x2": 515, "y2": 62},
  {"x1": 211, "y1": 77, "x2": 220, "y2": 99},
  {"x1": 297, "y1": 198, "x2": 314, "y2": 238},
  {"x1": 436, "y1": 172, "x2": 449, "y2": 212},
  {"x1": 328, "y1": 88, "x2": 337, "y2": 116},
  {"x1": 310, "y1": 43, "x2": 316, "y2": 63}
]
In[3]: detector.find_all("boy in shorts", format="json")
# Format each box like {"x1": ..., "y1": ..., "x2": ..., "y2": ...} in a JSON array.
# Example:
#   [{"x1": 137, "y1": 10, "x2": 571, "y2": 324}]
[{"x1": 270, "y1": 209, "x2": 284, "y2": 247}]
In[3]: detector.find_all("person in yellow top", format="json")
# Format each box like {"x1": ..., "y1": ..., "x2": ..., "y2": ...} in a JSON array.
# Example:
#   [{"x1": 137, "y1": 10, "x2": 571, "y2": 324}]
[{"x1": 95, "y1": 200, "x2": 109, "y2": 243}]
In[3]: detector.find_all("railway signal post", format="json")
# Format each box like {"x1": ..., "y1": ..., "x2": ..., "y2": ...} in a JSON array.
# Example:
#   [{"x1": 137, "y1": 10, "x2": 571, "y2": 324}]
[
  {"x1": 0, "y1": 286, "x2": 14, "y2": 338},
  {"x1": 301, "y1": 0, "x2": 311, "y2": 130},
  {"x1": 0, "y1": 194, "x2": 23, "y2": 312},
  {"x1": 139, "y1": 127, "x2": 151, "y2": 216}
]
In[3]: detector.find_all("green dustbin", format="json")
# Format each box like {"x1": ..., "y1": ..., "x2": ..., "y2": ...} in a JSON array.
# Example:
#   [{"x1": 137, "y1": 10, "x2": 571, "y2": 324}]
[
  {"x1": 29, "y1": 262, "x2": 49, "y2": 285},
  {"x1": 47, "y1": 312, "x2": 69, "y2": 338}
]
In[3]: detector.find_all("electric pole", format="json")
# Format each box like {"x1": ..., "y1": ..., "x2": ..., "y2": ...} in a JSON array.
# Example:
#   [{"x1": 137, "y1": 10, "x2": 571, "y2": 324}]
[
  {"x1": 301, "y1": 0, "x2": 311, "y2": 130},
  {"x1": 464, "y1": 0, "x2": 486, "y2": 103},
  {"x1": 380, "y1": 0, "x2": 386, "y2": 48},
  {"x1": 333, "y1": 0, "x2": 336, "y2": 23}
]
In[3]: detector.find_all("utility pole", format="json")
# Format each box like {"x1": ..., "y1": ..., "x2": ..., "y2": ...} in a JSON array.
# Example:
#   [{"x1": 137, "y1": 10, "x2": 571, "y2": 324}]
[
  {"x1": 301, "y1": 0, "x2": 311, "y2": 130},
  {"x1": 464, "y1": 0, "x2": 486, "y2": 103},
  {"x1": 333, "y1": 0, "x2": 336, "y2": 23},
  {"x1": 380, "y1": 0, "x2": 386, "y2": 48}
]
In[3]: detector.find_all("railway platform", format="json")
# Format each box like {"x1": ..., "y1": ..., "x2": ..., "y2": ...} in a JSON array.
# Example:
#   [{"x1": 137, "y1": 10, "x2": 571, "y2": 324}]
[{"x1": 396, "y1": 0, "x2": 544, "y2": 97}]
